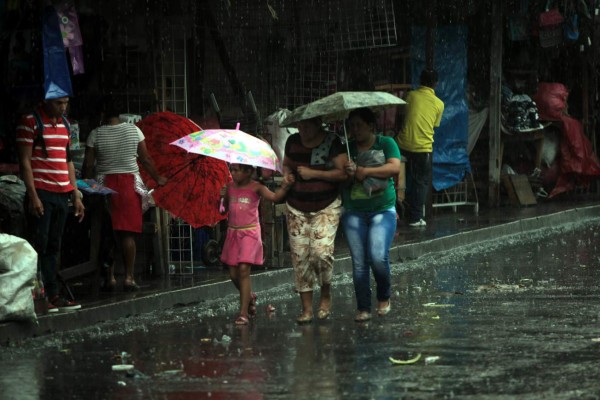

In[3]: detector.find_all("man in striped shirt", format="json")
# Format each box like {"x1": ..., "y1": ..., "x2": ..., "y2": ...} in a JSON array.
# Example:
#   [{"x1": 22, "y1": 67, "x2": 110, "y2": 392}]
[{"x1": 16, "y1": 96, "x2": 85, "y2": 313}]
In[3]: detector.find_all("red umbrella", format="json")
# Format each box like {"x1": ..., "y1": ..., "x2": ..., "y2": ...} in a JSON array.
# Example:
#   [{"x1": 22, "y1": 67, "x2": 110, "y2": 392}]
[{"x1": 136, "y1": 111, "x2": 231, "y2": 228}]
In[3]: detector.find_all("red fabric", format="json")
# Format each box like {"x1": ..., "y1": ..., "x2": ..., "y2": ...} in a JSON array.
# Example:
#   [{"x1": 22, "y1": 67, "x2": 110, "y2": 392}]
[
  {"x1": 136, "y1": 111, "x2": 232, "y2": 228},
  {"x1": 539, "y1": 8, "x2": 563, "y2": 27},
  {"x1": 533, "y1": 83, "x2": 569, "y2": 121},
  {"x1": 549, "y1": 115, "x2": 600, "y2": 197},
  {"x1": 104, "y1": 174, "x2": 142, "y2": 232}
]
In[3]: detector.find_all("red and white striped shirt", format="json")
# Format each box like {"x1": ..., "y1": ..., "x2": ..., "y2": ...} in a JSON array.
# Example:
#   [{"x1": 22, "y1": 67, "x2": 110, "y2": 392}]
[{"x1": 16, "y1": 108, "x2": 73, "y2": 193}]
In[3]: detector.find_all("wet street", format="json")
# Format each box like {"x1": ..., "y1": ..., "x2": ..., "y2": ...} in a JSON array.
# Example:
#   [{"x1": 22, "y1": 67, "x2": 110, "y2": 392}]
[{"x1": 1, "y1": 220, "x2": 599, "y2": 400}]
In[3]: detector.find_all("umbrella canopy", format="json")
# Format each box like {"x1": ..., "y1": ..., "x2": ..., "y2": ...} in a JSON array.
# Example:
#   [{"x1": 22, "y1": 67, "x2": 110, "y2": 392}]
[
  {"x1": 171, "y1": 124, "x2": 281, "y2": 172},
  {"x1": 281, "y1": 91, "x2": 406, "y2": 126},
  {"x1": 137, "y1": 112, "x2": 231, "y2": 228}
]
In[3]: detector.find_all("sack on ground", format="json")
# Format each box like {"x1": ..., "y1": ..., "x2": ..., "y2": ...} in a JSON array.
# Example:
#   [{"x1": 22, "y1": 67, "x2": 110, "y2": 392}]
[{"x1": 0, "y1": 233, "x2": 37, "y2": 323}]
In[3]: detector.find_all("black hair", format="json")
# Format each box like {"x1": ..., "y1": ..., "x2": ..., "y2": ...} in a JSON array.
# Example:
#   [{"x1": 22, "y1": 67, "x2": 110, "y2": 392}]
[
  {"x1": 238, "y1": 164, "x2": 255, "y2": 173},
  {"x1": 420, "y1": 69, "x2": 439, "y2": 87},
  {"x1": 348, "y1": 107, "x2": 376, "y2": 125}
]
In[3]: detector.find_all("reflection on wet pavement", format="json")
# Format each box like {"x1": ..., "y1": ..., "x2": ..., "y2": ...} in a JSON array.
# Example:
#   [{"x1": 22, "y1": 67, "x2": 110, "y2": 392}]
[{"x1": 1, "y1": 220, "x2": 599, "y2": 399}]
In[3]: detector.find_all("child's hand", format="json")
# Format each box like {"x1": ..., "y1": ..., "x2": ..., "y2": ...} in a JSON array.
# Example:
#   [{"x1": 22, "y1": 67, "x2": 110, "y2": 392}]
[{"x1": 283, "y1": 173, "x2": 295, "y2": 187}]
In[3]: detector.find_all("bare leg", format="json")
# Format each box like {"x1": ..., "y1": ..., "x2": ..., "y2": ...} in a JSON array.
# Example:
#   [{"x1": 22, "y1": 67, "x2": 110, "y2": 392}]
[
  {"x1": 229, "y1": 265, "x2": 240, "y2": 290},
  {"x1": 237, "y1": 263, "x2": 252, "y2": 317},
  {"x1": 116, "y1": 231, "x2": 137, "y2": 285},
  {"x1": 319, "y1": 283, "x2": 331, "y2": 311},
  {"x1": 298, "y1": 291, "x2": 314, "y2": 320}
]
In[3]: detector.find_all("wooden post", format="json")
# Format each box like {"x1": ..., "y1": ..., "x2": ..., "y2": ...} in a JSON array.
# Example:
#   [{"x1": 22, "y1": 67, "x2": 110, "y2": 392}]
[
  {"x1": 425, "y1": 0, "x2": 436, "y2": 218},
  {"x1": 488, "y1": 0, "x2": 503, "y2": 206}
]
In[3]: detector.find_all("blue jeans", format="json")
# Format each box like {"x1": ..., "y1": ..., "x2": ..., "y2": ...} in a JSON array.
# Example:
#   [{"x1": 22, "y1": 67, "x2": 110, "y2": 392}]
[
  {"x1": 342, "y1": 207, "x2": 396, "y2": 312},
  {"x1": 29, "y1": 190, "x2": 70, "y2": 299},
  {"x1": 403, "y1": 150, "x2": 431, "y2": 223}
]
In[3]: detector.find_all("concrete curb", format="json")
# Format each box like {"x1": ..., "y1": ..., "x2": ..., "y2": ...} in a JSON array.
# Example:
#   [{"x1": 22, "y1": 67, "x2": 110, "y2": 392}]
[{"x1": 2, "y1": 205, "x2": 599, "y2": 344}]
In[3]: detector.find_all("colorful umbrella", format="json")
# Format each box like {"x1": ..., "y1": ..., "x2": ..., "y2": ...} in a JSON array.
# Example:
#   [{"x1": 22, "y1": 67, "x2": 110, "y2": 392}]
[
  {"x1": 171, "y1": 123, "x2": 281, "y2": 172},
  {"x1": 137, "y1": 112, "x2": 231, "y2": 228}
]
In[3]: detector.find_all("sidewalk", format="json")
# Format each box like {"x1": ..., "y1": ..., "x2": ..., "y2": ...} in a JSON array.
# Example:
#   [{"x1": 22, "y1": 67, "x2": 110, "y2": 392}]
[{"x1": 1, "y1": 197, "x2": 599, "y2": 345}]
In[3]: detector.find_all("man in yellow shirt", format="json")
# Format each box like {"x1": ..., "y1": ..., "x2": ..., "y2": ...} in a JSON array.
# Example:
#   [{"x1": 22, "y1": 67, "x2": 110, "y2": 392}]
[{"x1": 395, "y1": 69, "x2": 444, "y2": 227}]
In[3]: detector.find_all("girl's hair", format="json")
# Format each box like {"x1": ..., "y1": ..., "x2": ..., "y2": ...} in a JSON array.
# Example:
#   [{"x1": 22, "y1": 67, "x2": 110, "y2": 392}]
[
  {"x1": 235, "y1": 163, "x2": 255, "y2": 173},
  {"x1": 348, "y1": 107, "x2": 376, "y2": 125}
]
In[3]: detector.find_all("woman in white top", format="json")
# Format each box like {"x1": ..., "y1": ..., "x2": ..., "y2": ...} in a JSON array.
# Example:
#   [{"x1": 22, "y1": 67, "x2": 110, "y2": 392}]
[{"x1": 84, "y1": 108, "x2": 167, "y2": 291}]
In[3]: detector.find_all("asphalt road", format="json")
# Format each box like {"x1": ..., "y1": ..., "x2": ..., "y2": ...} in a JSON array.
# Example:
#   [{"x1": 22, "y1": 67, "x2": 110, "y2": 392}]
[{"x1": 1, "y1": 219, "x2": 599, "y2": 400}]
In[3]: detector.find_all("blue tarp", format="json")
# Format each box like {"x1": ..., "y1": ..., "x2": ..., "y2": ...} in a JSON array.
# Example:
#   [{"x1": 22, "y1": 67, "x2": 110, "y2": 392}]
[
  {"x1": 410, "y1": 25, "x2": 470, "y2": 191},
  {"x1": 43, "y1": 5, "x2": 73, "y2": 100}
]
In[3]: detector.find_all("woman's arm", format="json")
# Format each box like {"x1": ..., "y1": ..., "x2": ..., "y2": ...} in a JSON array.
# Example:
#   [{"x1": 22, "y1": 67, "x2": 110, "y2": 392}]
[
  {"x1": 83, "y1": 146, "x2": 96, "y2": 179},
  {"x1": 296, "y1": 153, "x2": 349, "y2": 182},
  {"x1": 138, "y1": 140, "x2": 167, "y2": 186}
]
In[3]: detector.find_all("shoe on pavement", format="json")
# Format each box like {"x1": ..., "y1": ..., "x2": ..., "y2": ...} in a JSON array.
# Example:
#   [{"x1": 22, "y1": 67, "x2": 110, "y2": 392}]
[
  {"x1": 49, "y1": 295, "x2": 81, "y2": 311},
  {"x1": 354, "y1": 311, "x2": 371, "y2": 322},
  {"x1": 377, "y1": 301, "x2": 391, "y2": 317},
  {"x1": 408, "y1": 219, "x2": 427, "y2": 227},
  {"x1": 46, "y1": 301, "x2": 59, "y2": 313}
]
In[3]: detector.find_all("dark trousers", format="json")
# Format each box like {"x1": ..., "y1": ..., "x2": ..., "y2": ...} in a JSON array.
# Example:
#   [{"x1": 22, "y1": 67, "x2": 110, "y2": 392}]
[
  {"x1": 402, "y1": 150, "x2": 431, "y2": 223},
  {"x1": 29, "y1": 190, "x2": 70, "y2": 299}
]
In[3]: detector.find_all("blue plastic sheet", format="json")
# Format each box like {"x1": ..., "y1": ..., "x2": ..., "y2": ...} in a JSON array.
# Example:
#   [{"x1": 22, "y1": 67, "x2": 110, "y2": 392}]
[
  {"x1": 42, "y1": 5, "x2": 73, "y2": 100},
  {"x1": 410, "y1": 25, "x2": 471, "y2": 191}
]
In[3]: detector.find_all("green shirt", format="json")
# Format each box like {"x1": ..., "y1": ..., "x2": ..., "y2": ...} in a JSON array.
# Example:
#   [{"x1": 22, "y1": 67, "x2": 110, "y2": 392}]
[{"x1": 342, "y1": 135, "x2": 401, "y2": 212}]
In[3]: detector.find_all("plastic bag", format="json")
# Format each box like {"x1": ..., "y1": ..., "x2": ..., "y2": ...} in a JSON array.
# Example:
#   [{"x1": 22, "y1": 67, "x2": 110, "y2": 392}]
[
  {"x1": 533, "y1": 82, "x2": 568, "y2": 121},
  {"x1": 0, "y1": 234, "x2": 37, "y2": 323},
  {"x1": 356, "y1": 149, "x2": 388, "y2": 196},
  {"x1": 265, "y1": 109, "x2": 297, "y2": 171}
]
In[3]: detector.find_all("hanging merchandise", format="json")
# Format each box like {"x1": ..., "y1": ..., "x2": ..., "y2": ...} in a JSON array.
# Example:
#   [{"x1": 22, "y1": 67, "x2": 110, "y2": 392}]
[
  {"x1": 42, "y1": 5, "x2": 73, "y2": 99},
  {"x1": 508, "y1": 0, "x2": 531, "y2": 41},
  {"x1": 563, "y1": 0, "x2": 580, "y2": 41},
  {"x1": 56, "y1": 2, "x2": 85, "y2": 75},
  {"x1": 538, "y1": 0, "x2": 564, "y2": 47}
]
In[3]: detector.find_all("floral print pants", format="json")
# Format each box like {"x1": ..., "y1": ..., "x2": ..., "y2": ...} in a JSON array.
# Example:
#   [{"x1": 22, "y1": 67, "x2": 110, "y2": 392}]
[{"x1": 286, "y1": 197, "x2": 342, "y2": 292}]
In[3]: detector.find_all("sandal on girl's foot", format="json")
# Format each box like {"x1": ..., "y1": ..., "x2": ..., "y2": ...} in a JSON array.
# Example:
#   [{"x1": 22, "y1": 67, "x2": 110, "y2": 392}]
[
  {"x1": 235, "y1": 314, "x2": 249, "y2": 325},
  {"x1": 266, "y1": 304, "x2": 276, "y2": 312},
  {"x1": 248, "y1": 292, "x2": 258, "y2": 316}
]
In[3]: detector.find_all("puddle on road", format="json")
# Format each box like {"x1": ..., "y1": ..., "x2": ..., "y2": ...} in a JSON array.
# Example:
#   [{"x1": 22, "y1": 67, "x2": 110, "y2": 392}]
[{"x1": 1, "y1": 220, "x2": 599, "y2": 399}]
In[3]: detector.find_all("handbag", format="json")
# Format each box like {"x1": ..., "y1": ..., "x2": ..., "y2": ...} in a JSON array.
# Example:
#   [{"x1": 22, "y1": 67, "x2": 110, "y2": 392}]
[{"x1": 539, "y1": 0, "x2": 564, "y2": 47}]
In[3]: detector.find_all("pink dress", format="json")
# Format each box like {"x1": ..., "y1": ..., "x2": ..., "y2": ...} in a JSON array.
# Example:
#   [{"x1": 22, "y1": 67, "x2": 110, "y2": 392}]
[{"x1": 220, "y1": 185, "x2": 263, "y2": 266}]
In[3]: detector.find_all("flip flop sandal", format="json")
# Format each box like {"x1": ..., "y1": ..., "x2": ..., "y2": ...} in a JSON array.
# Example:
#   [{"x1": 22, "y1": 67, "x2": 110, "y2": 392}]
[{"x1": 235, "y1": 314, "x2": 249, "y2": 325}]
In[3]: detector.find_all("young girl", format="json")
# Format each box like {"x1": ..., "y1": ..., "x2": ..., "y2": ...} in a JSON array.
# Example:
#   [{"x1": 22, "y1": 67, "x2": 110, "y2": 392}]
[{"x1": 220, "y1": 163, "x2": 294, "y2": 325}]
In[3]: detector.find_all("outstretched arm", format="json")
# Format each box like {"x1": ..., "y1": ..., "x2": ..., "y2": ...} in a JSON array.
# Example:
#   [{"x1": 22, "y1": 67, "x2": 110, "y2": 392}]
[
  {"x1": 257, "y1": 173, "x2": 295, "y2": 202},
  {"x1": 138, "y1": 140, "x2": 167, "y2": 186}
]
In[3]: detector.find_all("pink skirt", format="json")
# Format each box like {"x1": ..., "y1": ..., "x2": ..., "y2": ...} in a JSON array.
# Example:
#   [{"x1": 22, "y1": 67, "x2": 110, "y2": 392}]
[
  {"x1": 104, "y1": 174, "x2": 142, "y2": 233},
  {"x1": 220, "y1": 226, "x2": 263, "y2": 266}
]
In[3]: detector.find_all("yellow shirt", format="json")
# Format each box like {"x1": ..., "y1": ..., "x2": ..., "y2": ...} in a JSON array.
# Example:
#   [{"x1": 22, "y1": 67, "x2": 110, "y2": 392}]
[{"x1": 396, "y1": 86, "x2": 444, "y2": 153}]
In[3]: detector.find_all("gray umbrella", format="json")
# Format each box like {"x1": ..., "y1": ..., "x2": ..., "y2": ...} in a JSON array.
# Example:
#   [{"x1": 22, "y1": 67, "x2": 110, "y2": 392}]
[{"x1": 281, "y1": 91, "x2": 406, "y2": 156}]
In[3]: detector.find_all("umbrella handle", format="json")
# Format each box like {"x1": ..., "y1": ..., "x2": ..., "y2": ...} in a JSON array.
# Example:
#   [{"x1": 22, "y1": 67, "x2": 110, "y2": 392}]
[{"x1": 343, "y1": 123, "x2": 351, "y2": 159}]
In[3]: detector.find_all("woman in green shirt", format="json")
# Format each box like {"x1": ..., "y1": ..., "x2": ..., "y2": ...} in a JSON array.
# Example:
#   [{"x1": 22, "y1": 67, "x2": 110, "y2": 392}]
[{"x1": 342, "y1": 108, "x2": 401, "y2": 322}]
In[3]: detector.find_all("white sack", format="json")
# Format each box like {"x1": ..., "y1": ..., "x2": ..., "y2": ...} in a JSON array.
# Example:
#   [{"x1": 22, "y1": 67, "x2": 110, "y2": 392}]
[
  {"x1": 265, "y1": 109, "x2": 297, "y2": 170},
  {"x1": 0, "y1": 233, "x2": 37, "y2": 323}
]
